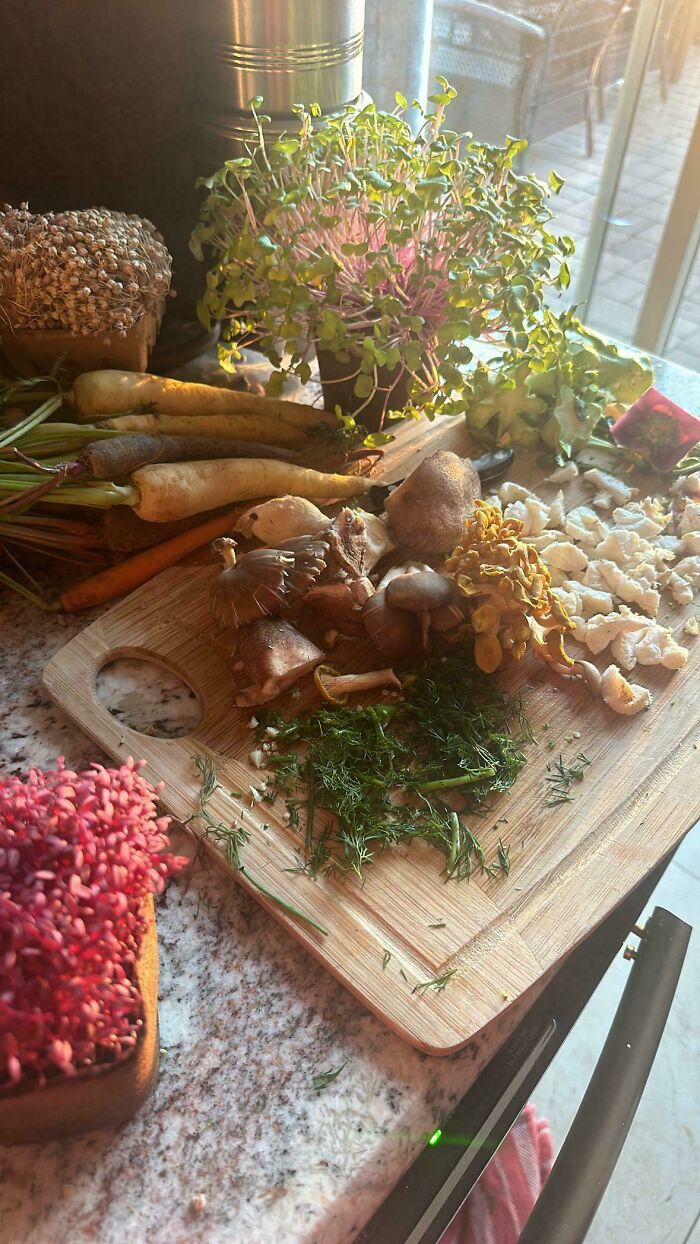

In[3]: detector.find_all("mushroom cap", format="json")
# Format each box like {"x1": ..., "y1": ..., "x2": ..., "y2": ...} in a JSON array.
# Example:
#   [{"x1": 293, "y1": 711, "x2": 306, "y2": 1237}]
[
  {"x1": 211, "y1": 534, "x2": 328, "y2": 629},
  {"x1": 323, "y1": 507, "x2": 367, "y2": 579},
  {"x1": 361, "y1": 589, "x2": 420, "y2": 661},
  {"x1": 385, "y1": 451, "x2": 481, "y2": 556},
  {"x1": 235, "y1": 619, "x2": 324, "y2": 705},
  {"x1": 385, "y1": 571, "x2": 460, "y2": 612}
]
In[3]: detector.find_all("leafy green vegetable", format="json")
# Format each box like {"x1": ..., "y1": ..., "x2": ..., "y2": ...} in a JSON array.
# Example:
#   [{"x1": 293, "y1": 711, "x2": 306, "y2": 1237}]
[{"x1": 465, "y1": 308, "x2": 653, "y2": 460}]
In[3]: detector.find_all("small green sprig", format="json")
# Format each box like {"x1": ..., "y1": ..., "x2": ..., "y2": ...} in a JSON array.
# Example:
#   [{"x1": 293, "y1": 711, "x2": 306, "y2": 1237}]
[
  {"x1": 544, "y1": 752, "x2": 591, "y2": 807},
  {"x1": 312, "y1": 1062, "x2": 348, "y2": 1091},
  {"x1": 413, "y1": 969, "x2": 458, "y2": 996}
]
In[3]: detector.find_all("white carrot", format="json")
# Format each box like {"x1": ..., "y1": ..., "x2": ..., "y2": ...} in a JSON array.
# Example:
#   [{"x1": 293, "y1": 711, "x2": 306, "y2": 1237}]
[{"x1": 130, "y1": 459, "x2": 371, "y2": 522}]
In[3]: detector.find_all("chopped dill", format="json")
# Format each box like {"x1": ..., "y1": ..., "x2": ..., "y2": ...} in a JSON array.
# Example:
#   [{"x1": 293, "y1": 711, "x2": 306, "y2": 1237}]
[
  {"x1": 544, "y1": 752, "x2": 591, "y2": 807},
  {"x1": 399, "y1": 968, "x2": 409, "y2": 982},
  {"x1": 262, "y1": 641, "x2": 531, "y2": 882},
  {"x1": 428, "y1": 922, "x2": 447, "y2": 929},
  {"x1": 382, "y1": 949, "x2": 392, "y2": 970},
  {"x1": 413, "y1": 968, "x2": 458, "y2": 996},
  {"x1": 312, "y1": 1062, "x2": 348, "y2": 1091},
  {"x1": 497, "y1": 839, "x2": 511, "y2": 875},
  {"x1": 190, "y1": 751, "x2": 328, "y2": 936}
]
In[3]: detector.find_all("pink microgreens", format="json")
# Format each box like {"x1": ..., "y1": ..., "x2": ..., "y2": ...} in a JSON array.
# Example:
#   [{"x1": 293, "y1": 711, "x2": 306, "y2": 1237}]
[{"x1": 0, "y1": 757, "x2": 186, "y2": 1090}]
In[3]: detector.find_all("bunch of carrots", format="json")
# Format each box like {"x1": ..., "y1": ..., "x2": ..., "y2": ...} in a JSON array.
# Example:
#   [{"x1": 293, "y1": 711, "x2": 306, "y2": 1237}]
[{"x1": 0, "y1": 368, "x2": 374, "y2": 612}]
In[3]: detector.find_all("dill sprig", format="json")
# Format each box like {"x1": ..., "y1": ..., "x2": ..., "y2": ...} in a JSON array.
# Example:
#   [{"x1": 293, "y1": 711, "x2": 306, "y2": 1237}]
[
  {"x1": 190, "y1": 750, "x2": 329, "y2": 937},
  {"x1": 312, "y1": 1062, "x2": 348, "y2": 1091},
  {"x1": 412, "y1": 968, "x2": 458, "y2": 995},
  {"x1": 544, "y1": 752, "x2": 591, "y2": 807},
  {"x1": 263, "y1": 642, "x2": 531, "y2": 883}
]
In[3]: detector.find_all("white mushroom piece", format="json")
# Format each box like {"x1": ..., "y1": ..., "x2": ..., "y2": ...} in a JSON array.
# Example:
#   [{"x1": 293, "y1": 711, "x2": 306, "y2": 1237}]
[
  {"x1": 545, "y1": 461, "x2": 579, "y2": 483},
  {"x1": 234, "y1": 619, "x2": 325, "y2": 706},
  {"x1": 384, "y1": 451, "x2": 481, "y2": 556},
  {"x1": 599, "y1": 665, "x2": 652, "y2": 716},
  {"x1": 235, "y1": 495, "x2": 329, "y2": 544},
  {"x1": 583, "y1": 468, "x2": 634, "y2": 510},
  {"x1": 503, "y1": 495, "x2": 552, "y2": 536}
]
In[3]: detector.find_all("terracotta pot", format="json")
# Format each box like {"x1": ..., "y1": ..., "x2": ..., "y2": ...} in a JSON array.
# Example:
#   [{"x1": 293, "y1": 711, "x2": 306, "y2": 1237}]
[
  {"x1": 0, "y1": 896, "x2": 159, "y2": 1145},
  {"x1": 316, "y1": 346, "x2": 411, "y2": 432}
]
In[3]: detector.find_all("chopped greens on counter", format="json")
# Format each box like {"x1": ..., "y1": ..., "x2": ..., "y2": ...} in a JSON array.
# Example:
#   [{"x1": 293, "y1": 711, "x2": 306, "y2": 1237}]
[
  {"x1": 258, "y1": 642, "x2": 532, "y2": 881},
  {"x1": 412, "y1": 968, "x2": 458, "y2": 996}
]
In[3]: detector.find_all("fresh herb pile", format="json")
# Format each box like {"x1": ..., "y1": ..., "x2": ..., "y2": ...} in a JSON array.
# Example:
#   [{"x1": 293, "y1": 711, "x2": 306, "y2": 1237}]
[{"x1": 258, "y1": 643, "x2": 531, "y2": 881}]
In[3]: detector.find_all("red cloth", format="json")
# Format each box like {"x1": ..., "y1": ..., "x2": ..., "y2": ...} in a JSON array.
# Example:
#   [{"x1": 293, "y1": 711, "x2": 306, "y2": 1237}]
[{"x1": 439, "y1": 1105, "x2": 554, "y2": 1244}]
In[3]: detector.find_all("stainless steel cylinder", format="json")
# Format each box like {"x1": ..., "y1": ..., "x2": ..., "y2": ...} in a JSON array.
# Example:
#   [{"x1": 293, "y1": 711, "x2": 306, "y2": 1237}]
[{"x1": 198, "y1": 0, "x2": 366, "y2": 116}]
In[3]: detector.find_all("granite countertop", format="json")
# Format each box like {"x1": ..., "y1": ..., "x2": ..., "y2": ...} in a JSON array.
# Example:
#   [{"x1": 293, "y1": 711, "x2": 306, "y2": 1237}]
[{"x1": 0, "y1": 589, "x2": 535, "y2": 1244}]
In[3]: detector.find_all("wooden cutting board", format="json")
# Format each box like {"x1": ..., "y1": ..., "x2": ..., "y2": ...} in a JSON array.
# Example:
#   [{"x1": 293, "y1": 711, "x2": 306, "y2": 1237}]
[{"x1": 43, "y1": 417, "x2": 700, "y2": 1054}]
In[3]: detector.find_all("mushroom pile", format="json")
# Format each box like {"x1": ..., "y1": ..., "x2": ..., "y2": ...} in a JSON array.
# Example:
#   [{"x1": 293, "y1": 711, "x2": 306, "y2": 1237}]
[{"x1": 210, "y1": 450, "x2": 486, "y2": 706}]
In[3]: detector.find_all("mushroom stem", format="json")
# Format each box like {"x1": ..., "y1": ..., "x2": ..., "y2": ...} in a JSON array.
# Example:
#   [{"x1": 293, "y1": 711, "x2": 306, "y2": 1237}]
[
  {"x1": 212, "y1": 536, "x2": 237, "y2": 570},
  {"x1": 314, "y1": 664, "x2": 401, "y2": 704}
]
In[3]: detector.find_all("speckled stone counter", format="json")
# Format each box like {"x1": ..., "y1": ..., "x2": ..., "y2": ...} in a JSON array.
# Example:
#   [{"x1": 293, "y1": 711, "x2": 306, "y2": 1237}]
[{"x1": 0, "y1": 589, "x2": 538, "y2": 1244}]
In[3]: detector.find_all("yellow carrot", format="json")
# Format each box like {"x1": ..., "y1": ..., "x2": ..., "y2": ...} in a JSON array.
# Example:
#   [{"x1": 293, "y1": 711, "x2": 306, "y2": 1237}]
[
  {"x1": 97, "y1": 412, "x2": 312, "y2": 448},
  {"x1": 60, "y1": 508, "x2": 242, "y2": 612},
  {"x1": 71, "y1": 370, "x2": 336, "y2": 428}
]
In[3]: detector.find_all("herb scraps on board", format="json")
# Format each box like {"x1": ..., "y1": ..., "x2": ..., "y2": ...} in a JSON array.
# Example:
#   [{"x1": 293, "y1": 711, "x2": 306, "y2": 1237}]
[
  {"x1": 544, "y1": 752, "x2": 592, "y2": 807},
  {"x1": 256, "y1": 640, "x2": 532, "y2": 882}
]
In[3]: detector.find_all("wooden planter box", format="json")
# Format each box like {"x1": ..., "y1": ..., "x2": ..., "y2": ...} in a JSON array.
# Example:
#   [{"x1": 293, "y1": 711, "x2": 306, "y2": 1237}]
[
  {"x1": 0, "y1": 309, "x2": 162, "y2": 378},
  {"x1": 0, "y1": 895, "x2": 159, "y2": 1144}
]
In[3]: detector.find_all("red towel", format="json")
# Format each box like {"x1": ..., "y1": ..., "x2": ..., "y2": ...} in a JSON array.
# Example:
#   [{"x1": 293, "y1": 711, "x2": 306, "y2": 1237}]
[{"x1": 439, "y1": 1105, "x2": 554, "y2": 1244}]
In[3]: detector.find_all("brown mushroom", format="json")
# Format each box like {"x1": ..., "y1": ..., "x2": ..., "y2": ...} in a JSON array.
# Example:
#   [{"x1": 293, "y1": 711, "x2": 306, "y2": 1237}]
[
  {"x1": 303, "y1": 576, "x2": 375, "y2": 637},
  {"x1": 385, "y1": 570, "x2": 463, "y2": 648},
  {"x1": 384, "y1": 451, "x2": 481, "y2": 556},
  {"x1": 210, "y1": 535, "x2": 327, "y2": 629},
  {"x1": 361, "y1": 589, "x2": 420, "y2": 661},
  {"x1": 234, "y1": 618, "x2": 324, "y2": 706},
  {"x1": 324, "y1": 507, "x2": 367, "y2": 579}
]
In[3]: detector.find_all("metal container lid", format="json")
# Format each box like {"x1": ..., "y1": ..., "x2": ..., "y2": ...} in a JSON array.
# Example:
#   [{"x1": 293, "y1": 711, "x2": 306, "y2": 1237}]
[{"x1": 197, "y1": 0, "x2": 366, "y2": 116}]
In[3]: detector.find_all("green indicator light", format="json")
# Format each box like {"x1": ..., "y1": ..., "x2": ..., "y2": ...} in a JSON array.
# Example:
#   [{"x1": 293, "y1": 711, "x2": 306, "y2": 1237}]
[{"x1": 428, "y1": 1128, "x2": 442, "y2": 1146}]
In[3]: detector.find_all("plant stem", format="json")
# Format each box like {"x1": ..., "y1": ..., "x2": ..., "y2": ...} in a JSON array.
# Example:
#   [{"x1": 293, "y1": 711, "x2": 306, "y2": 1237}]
[
  {"x1": 241, "y1": 867, "x2": 329, "y2": 936},
  {"x1": 416, "y1": 767, "x2": 497, "y2": 792},
  {"x1": 0, "y1": 394, "x2": 63, "y2": 450}
]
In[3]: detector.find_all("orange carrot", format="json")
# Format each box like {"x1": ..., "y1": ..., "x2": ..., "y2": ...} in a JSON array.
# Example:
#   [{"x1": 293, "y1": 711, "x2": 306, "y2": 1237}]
[{"x1": 60, "y1": 507, "x2": 242, "y2": 612}]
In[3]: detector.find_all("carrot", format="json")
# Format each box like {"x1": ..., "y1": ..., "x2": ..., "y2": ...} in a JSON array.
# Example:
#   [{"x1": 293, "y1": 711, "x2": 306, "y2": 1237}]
[
  {"x1": 96, "y1": 412, "x2": 317, "y2": 448},
  {"x1": 80, "y1": 434, "x2": 303, "y2": 479},
  {"x1": 130, "y1": 459, "x2": 372, "y2": 523},
  {"x1": 100, "y1": 505, "x2": 234, "y2": 551},
  {"x1": 70, "y1": 370, "x2": 336, "y2": 428},
  {"x1": 60, "y1": 508, "x2": 242, "y2": 612}
]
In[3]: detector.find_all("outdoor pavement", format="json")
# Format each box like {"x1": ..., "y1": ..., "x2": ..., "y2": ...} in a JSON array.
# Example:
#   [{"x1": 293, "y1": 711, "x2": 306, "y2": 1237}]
[{"x1": 528, "y1": 42, "x2": 700, "y2": 375}]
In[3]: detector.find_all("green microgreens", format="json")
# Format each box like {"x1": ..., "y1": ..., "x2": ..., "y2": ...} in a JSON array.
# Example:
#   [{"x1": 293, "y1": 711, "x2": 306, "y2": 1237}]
[
  {"x1": 260, "y1": 641, "x2": 531, "y2": 883},
  {"x1": 544, "y1": 752, "x2": 591, "y2": 807},
  {"x1": 412, "y1": 968, "x2": 458, "y2": 996}
]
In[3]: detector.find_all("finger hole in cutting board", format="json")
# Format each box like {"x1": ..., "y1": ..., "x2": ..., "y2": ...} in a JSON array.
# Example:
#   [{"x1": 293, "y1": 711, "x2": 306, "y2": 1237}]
[{"x1": 95, "y1": 653, "x2": 203, "y2": 740}]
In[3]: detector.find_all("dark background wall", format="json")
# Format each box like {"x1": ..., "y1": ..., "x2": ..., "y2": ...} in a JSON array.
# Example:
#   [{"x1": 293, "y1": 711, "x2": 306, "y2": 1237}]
[{"x1": 0, "y1": 1, "x2": 207, "y2": 311}]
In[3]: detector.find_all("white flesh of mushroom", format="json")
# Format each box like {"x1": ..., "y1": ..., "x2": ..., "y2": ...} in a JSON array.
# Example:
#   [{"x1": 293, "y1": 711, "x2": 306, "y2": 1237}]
[
  {"x1": 583, "y1": 468, "x2": 634, "y2": 508},
  {"x1": 600, "y1": 665, "x2": 651, "y2": 715}
]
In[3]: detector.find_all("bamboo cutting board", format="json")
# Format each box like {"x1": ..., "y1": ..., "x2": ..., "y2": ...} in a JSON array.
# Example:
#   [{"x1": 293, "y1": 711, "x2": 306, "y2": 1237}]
[{"x1": 43, "y1": 417, "x2": 700, "y2": 1054}]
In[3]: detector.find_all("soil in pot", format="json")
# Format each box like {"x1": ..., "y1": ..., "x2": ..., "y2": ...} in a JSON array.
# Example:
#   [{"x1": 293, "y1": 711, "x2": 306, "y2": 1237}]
[{"x1": 316, "y1": 347, "x2": 411, "y2": 432}]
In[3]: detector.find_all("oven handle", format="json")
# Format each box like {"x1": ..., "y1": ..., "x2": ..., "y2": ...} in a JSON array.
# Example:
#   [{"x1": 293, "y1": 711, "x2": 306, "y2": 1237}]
[{"x1": 518, "y1": 905, "x2": 691, "y2": 1244}]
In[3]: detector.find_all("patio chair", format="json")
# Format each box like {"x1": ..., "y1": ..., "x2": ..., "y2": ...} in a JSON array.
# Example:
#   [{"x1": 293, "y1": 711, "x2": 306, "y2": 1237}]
[{"x1": 429, "y1": 0, "x2": 632, "y2": 153}]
